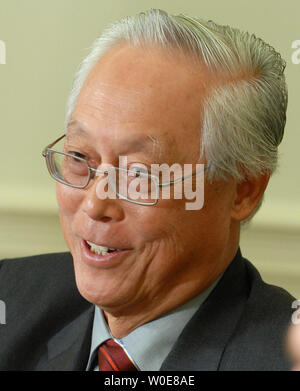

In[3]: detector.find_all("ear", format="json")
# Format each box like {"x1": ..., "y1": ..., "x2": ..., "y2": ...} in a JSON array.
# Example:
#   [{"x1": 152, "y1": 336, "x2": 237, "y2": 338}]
[{"x1": 231, "y1": 172, "x2": 270, "y2": 222}]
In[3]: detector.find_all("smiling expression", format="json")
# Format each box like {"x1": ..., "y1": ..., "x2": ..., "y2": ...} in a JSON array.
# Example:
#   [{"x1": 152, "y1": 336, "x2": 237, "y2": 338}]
[{"x1": 56, "y1": 44, "x2": 239, "y2": 329}]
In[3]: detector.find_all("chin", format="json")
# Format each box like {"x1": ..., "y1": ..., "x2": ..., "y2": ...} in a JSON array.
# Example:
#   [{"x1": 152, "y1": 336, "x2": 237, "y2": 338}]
[
  {"x1": 74, "y1": 272, "x2": 110, "y2": 307},
  {"x1": 71, "y1": 258, "x2": 126, "y2": 310}
]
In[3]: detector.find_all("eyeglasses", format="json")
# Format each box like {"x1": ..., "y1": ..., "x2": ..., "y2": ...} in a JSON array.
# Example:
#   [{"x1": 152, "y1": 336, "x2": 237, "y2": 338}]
[{"x1": 42, "y1": 135, "x2": 206, "y2": 206}]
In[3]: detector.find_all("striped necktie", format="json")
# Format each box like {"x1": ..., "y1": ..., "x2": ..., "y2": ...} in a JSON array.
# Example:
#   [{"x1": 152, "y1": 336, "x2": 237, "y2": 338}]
[{"x1": 98, "y1": 339, "x2": 137, "y2": 371}]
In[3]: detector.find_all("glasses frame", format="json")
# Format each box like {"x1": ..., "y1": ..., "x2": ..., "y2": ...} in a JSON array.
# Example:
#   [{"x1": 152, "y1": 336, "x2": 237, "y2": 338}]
[{"x1": 42, "y1": 134, "x2": 207, "y2": 206}]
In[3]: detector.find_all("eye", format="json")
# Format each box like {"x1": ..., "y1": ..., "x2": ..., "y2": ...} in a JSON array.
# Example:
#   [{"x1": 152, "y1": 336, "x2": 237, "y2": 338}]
[
  {"x1": 69, "y1": 151, "x2": 86, "y2": 160},
  {"x1": 68, "y1": 151, "x2": 85, "y2": 159}
]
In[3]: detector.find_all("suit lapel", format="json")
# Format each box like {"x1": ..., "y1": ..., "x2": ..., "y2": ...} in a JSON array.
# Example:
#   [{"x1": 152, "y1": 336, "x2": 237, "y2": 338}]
[
  {"x1": 160, "y1": 250, "x2": 249, "y2": 371},
  {"x1": 37, "y1": 305, "x2": 94, "y2": 371}
]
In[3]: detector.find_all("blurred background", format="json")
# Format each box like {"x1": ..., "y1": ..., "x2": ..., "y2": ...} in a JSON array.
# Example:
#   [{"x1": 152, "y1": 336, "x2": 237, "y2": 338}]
[{"x1": 0, "y1": 0, "x2": 299, "y2": 297}]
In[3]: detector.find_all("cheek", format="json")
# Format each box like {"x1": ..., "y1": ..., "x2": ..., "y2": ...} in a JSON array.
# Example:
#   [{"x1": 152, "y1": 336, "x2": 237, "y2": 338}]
[
  {"x1": 126, "y1": 204, "x2": 178, "y2": 240},
  {"x1": 127, "y1": 203, "x2": 196, "y2": 259},
  {"x1": 203, "y1": 179, "x2": 235, "y2": 218}
]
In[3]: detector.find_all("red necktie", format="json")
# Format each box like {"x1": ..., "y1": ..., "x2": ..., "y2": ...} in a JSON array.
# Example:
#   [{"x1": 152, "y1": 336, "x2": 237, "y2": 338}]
[{"x1": 98, "y1": 339, "x2": 137, "y2": 371}]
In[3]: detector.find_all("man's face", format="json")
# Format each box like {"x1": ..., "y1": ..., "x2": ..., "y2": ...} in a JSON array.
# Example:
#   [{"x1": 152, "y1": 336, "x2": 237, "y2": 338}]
[{"x1": 56, "y1": 44, "x2": 237, "y2": 321}]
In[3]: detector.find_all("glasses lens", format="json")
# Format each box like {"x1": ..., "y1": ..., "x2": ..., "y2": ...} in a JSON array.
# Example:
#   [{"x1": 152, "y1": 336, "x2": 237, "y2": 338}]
[
  {"x1": 47, "y1": 151, "x2": 89, "y2": 187},
  {"x1": 109, "y1": 168, "x2": 158, "y2": 205}
]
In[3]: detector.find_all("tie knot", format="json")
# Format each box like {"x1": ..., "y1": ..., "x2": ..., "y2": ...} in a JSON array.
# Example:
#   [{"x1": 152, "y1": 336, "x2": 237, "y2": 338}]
[{"x1": 98, "y1": 339, "x2": 137, "y2": 371}]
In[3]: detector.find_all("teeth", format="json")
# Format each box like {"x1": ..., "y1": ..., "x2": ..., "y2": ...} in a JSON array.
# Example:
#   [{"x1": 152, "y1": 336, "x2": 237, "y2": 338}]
[{"x1": 86, "y1": 241, "x2": 117, "y2": 256}]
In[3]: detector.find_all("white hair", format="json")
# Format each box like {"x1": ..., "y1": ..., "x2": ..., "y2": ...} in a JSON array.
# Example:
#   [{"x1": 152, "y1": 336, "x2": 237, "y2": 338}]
[{"x1": 65, "y1": 9, "x2": 287, "y2": 187}]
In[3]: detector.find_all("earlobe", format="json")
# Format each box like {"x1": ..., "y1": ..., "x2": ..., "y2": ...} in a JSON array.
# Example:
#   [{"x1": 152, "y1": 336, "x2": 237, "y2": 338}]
[{"x1": 231, "y1": 173, "x2": 270, "y2": 222}]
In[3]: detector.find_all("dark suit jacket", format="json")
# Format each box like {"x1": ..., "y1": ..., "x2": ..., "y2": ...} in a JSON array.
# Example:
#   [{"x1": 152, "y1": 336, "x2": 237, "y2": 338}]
[{"x1": 0, "y1": 249, "x2": 295, "y2": 370}]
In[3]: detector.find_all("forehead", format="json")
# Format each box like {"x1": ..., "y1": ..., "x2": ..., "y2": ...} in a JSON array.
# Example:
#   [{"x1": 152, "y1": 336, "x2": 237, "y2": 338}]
[
  {"x1": 66, "y1": 121, "x2": 164, "y2": 161},
  {"x1": 70, "y1": 44, "x2": 211, "y2": 162}
]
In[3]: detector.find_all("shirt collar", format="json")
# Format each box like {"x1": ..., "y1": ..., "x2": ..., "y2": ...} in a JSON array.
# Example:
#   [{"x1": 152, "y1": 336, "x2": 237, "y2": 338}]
[{"x1": 86, "y1": 275, "x2": 221, "y2": 371}]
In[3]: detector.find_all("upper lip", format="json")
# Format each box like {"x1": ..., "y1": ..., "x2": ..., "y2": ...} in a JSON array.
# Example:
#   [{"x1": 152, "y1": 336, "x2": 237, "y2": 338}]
[{"x1": 84, "y1": 239, "x2": 130, "y2": 250}]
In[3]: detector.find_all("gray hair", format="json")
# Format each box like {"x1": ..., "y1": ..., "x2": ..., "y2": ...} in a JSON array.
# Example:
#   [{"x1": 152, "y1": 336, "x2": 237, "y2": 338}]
[{"x1": 65, "y1": 8, "x2": 287, "y2": 186}]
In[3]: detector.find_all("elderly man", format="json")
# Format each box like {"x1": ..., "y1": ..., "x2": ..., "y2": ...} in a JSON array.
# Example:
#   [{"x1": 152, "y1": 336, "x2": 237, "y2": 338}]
[{"x1": 0, "y1": 9, "x2": 295, "y2": 371}]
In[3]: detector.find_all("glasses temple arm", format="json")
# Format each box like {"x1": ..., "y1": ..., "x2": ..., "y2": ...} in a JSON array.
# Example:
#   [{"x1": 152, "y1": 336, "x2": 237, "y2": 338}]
[
  {"x1": 42, "y1": 134, "x2": 66, "y2": 156},
  {"x1": 159, "y1": 165, "x2": 209, "y2": 187}
]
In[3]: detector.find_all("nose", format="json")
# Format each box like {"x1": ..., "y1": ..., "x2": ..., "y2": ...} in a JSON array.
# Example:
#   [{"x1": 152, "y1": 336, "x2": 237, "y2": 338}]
[{"x1": 81, "y1": 175, "x2": 124, "y2": 222}]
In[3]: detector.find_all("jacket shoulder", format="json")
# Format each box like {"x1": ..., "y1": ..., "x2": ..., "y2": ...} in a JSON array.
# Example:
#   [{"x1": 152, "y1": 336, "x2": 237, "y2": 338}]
[
  {"x1": 0, "y1": 251, "x2": 73, "y2": 275},
  {"x1": 0, "y1": 252, "x2": 90, "y2": 324},
  {"x1": 244, "y1": 257, "x2": 295, "y2": 318},
  {"x1": 0, "y1": 252, "x2": 76, "y2": 299},
  {"x1": 220, "y1": 257, "x2": 295, "y2": 370},
  {"x1": 0, "y1": 253, "x2": 91, "y2": 370}
]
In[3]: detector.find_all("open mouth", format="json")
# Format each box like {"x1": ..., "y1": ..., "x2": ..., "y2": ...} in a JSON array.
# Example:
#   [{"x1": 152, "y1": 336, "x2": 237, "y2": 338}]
[
  {"x1": 81, "y1": 239, "x2": 133, "y2": 266},
  {"x1": 86, "y1": 240, "x2": 123, "y2": 256}
]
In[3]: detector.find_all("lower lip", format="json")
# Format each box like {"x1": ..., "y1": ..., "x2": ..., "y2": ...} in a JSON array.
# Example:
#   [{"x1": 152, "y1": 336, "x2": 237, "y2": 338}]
[{"x1": 80, "y1": 240, "x2": 131, "y2": 268}]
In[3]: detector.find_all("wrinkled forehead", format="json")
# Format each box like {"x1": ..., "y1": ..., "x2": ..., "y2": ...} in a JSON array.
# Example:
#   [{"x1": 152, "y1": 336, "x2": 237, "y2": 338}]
[
  {"x1": 66, "y1": 120, "x2": 167, "y2": 161},
  {"x1": 68, "y1": 45, "x2": 209, "y2": 163}
]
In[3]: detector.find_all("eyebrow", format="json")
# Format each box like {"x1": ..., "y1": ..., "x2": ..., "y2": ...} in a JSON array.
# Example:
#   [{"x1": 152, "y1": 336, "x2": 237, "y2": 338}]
[
  {"x1": 66, "y1": 121, "x2": 89, "y2": 138},
  {"x1": 66, "y1": 120, "x2": 163, "y2": 159},
  {"x1": 119, "y1": 134, "x2": 161, "y2": 159}
]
